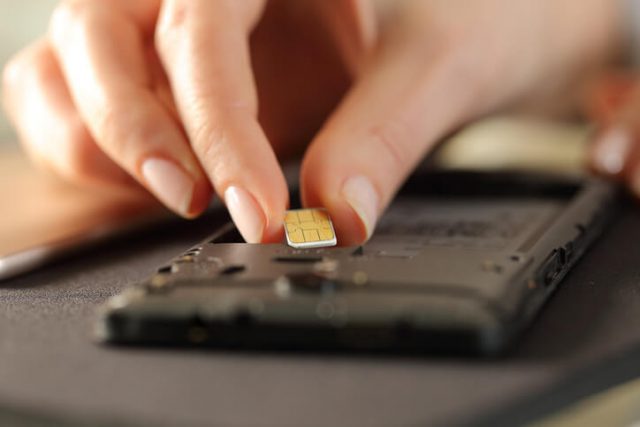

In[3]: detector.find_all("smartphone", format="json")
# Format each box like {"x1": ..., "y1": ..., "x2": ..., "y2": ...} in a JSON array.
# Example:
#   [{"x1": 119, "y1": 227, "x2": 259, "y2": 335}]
[{"x1": 95, "y1": 170, "x2": 617, "y2": 355}]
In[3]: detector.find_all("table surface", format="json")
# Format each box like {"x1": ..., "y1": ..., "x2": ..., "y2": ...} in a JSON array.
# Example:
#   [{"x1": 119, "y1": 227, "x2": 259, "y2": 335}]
[{"x1": 1, "y1": 202, "x2": 640, "y2": 427}]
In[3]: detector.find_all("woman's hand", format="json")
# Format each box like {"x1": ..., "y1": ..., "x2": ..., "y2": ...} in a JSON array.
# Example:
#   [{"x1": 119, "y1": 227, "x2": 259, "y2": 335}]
[
  {"x1": 300, "y1": 0, "x2": 622, "y2": 244},
  {"x1": 3, "y1": 0, "x2": 622, "y2": 245},
  {"x1": 2, "y1": 0, "x2": 373, "y2": 243},
  {"x1": 589, "y1": 72, "x2": 640, "y2": 196}
]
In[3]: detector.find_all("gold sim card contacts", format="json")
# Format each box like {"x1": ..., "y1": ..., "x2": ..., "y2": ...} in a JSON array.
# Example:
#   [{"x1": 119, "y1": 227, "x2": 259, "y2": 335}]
[{"x1": 284, "y1": 208, "x2": 337, "y2": 249}]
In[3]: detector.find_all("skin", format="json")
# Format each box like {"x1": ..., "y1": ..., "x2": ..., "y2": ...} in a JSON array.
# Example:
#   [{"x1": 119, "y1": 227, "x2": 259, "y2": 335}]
[
  {"x1": 2, "y1": 0, "x2": 624, "y2": 245},
  {"x1": 589, "y1": 72, "x2": 640, "y2": 197}
]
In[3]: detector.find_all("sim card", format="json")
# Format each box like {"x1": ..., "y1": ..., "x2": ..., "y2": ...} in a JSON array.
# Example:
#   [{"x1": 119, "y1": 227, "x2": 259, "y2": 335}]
[{"x1": 284, "y1": 208, "x2": 337, "y2": 249}]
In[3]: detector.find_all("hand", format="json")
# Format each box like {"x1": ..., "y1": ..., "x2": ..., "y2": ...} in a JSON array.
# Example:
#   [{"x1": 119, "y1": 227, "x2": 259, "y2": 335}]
[
  {"x1": 589, "y1": 72, "x2": 640, "y2": 196},
  {"x1": 3, "y1": 0, "x2": 622, "y2": 246},
  {"x1": 300, "y1": 0, "x2": 622, "y2": 244},
  {"x1": 2, "y1": 0, "x2": 373, "y2": 243}
]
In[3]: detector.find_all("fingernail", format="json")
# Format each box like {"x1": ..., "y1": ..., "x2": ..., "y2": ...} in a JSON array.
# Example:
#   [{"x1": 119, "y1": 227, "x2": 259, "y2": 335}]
[
  {"x1": 142, "y1": 158, "x2": 194, "y2": 217},
  {"x1": 593, "y1": 128, "x2": 633, "y2": 175},
  {"x1": 224, "y1": 186, "x2": 265, "y2": 243},
  {"x1": 341, "y1": 175, "x2": 379, "y2": 240}
]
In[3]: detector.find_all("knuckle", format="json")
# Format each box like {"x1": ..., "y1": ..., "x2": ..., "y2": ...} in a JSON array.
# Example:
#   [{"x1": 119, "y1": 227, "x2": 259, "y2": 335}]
[
  {"x1": 2, "y1": 45, "x2": 44, "y2": 94},
  {"x1": 50, "y1": 0, "x2": 94, "y2": 43},
  {"x1": 154, "y1": 1, "x2": 190, "y2": 53},
  {"x1": 61, "y1": 134, "x2": 99, "y2": 183},
  {"x1": 28, "y1": 118, "x2": 97, "y2": 185},
  {"x1": 186, "y1": 101, "x2": 260, "y2": 180},
  {"x1": 191, "y1": 120, "x2": 225, "y2": 165},
  {"x1": 2, "y1": 54, "x2": 23, "y2": 96},
  {"x1": 158, "y1": 0, "x2": 189, "y2": 32},
  {"x1": 52, "y1": 119, "x2": 91, "y2": 177},
  {"x1": 154, "y1": 0, "x2": 264, "y2": 54},
  {"x1": 2, "y1": 42, "x2": 56, "y2": 115},
  {"x1": 187, "y1": 113, "x2": 229, "y2": 178},
  {"x1": 154, "y1": 3, "x2": 219, "y2": 65},
  {"x1": 94, "y1": 101, "x2": 166, "y2": 166},
  {"x1": 28, "y1": 48, "x2": 60, "y2": 89},
  {"x1": 94, "y1": 105, "x2": 140, "y2": 159},
  {"x1": 367, "y1": 120, "x2": 414, "y2": 176},
  {"x1": 398, "y1": 14, "x2": 464, "y2": 57}
]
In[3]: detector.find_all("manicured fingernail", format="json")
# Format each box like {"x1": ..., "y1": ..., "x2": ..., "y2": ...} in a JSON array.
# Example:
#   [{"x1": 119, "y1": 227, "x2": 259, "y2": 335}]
[
  {"x1": 342, "y1": 175, "x2": 379, "y2": 240},
  {"x1": 142, "y1": 158, "x2": 195, "y2": 217},
  {"x1": 224, "y1": 186, "x2": 265, "y2": 243},
  {"x1": 593, "y1": 128, "x2": 633, "y2": 175}
]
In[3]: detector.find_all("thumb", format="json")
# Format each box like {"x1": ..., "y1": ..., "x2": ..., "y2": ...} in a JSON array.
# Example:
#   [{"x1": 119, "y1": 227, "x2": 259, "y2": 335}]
[{"x1": 300, "y1": 27, "x2": 482, "y2": 245}]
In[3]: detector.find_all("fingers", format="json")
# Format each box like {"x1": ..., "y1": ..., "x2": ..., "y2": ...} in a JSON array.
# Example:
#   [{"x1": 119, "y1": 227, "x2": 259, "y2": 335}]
[
  {"x1": 590, "y1": 75, "x2": 640, "y2": 195},
  {"x1": 584, "y1": 73, "x2": 637, "y2": 128},
  {"x1": 301, "y1": 25, "x2": 479, "y2": 246},
  {"x1": 155, "y1": 0, "x2": 288, "y2": 242},
  {"x1": 2, "y1": 39, "x2": 132, "y2": 188},
  {"x1": 49, "y1": 0, "x2": 212, "y2": 218},
  {"x1": 311, "y1": 0, "x2": 377, "y2": 75}
]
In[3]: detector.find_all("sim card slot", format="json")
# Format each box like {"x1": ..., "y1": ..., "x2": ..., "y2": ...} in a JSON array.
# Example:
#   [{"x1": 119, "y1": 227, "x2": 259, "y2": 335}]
[
  {"x1": 536, "y1": 248, "x2": 567, "y2": 288},
  {"x1": 273, "y1": 256, "x2": 324, "y2": 264}
]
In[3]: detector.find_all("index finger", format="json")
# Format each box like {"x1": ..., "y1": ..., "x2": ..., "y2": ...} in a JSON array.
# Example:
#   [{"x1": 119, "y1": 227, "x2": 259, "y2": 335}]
[
  {"x1": 155, "y1": 0, "x2": 288, "y2": 243},
  {"x1": 49, "y1": 0, "x2": 212, "y2": 217}
]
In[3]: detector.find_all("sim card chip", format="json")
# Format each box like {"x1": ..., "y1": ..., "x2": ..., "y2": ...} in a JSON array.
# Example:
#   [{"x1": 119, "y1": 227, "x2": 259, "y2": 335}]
[{"x1": 284, "y1": 208, "x2": 337, "y2": 249}]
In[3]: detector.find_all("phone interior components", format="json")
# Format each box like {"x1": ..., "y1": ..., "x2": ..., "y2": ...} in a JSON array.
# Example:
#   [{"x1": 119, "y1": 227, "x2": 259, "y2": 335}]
[{"x1": 96, "y1": 171, "x2": 618, "y2": 355}]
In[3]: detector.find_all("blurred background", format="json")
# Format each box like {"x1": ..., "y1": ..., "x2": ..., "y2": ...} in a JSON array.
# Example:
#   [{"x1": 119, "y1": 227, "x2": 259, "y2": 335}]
[{"x1": 0, "y1": 0, "x2": 58, "y2": 145}]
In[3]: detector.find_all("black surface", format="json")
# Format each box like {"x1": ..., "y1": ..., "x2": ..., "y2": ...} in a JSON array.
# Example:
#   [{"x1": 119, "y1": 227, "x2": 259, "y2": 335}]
[
  {"x1": 1, "y1": 204, "x2": 640, "y2": 427},
  {"x1": 472, "y1": 344, "x2": 640, "y2": 426}
]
